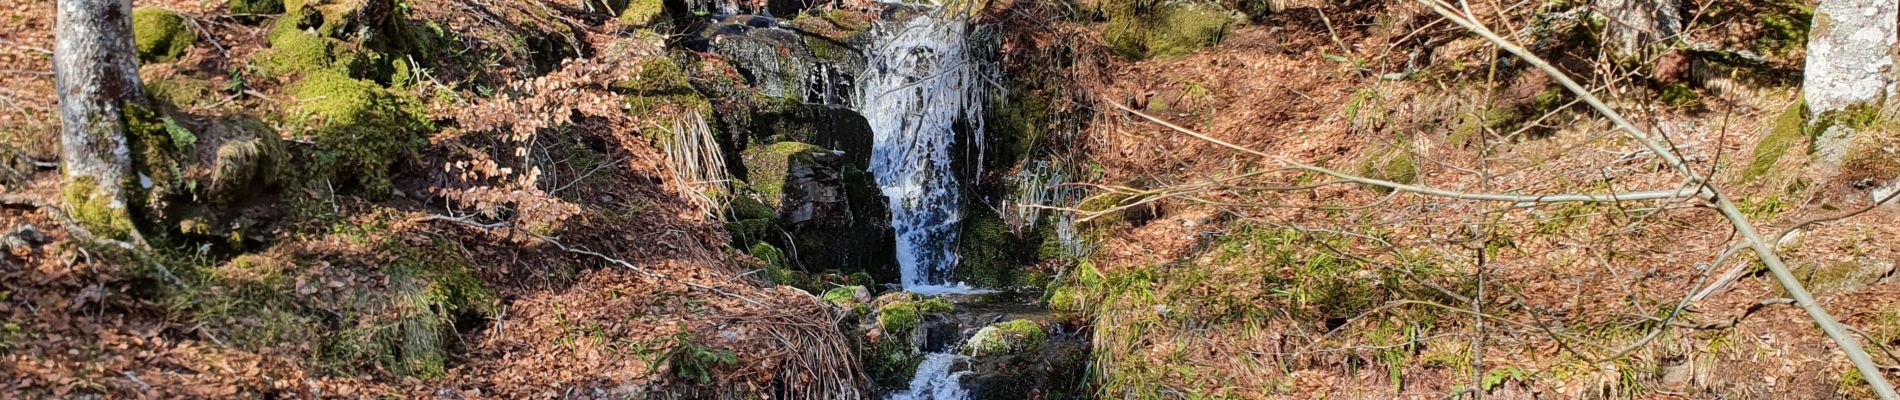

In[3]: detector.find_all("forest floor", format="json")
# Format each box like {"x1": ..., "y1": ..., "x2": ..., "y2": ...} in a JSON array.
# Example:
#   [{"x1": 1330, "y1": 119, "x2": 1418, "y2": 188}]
[
  {"x1": 1061, "y1": 1, "x2": 1900, "y2": 398},
  {"x1": 1, "y1": 0, "x2": 862, "y2": 398}
]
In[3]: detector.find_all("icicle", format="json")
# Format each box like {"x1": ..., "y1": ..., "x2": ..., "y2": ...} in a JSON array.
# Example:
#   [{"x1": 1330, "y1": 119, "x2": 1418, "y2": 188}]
[{"x1": 857, "y1": 12, "x2": 990, "y2": 291}]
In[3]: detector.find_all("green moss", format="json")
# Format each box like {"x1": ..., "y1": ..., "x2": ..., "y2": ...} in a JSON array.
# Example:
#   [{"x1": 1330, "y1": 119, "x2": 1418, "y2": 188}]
[
  {"x1": 1745, "y1": 100, "x2": 1808, "y2": 180},
  {"x1": 725, "y1": 218, "x2": 774, "y2": 244},
  {"x1": 965, "y1": 319, "x2": 1047, "y2": 356},
  {"x1": 145, "y1": 76, "x2": 217, "y2": 109},
  {"x1": 288, "y1": 71, "x2": 431, "y2": 195},
  {"x1": 61, "y1": 175, "x2": 135, "y2": 241},
  {"x1": 918, "y1": 298, "x2": 953, "y2": 313},
  {"x1": 728, "y1": 193, "x2": 777, "y2": 221},
  {"x1": 876, "y1": 301, "x2": 920, "y2": 333},
  {"x1": 256, "y1": 25, "x2": 369, "y2": 78},
  {"x1": 123, "y1": 104, "x2": 188, "y2": 221},
  {"x1": 1756, "y1": 1, "x2": 1813, "y2": 57},
  {"x1": 1448, "y1": 105, "x2": 1516, "y2": 149},
  {"x1": 952, "y1": 208, "x2": 1034, "y2": 288},
  {"x1": 1046, "y1": 284, "x2": 1085, "y2": 311},
  {"x1": 988, "y1": 89, "x2": 1050, "y2": 171},
  {"x1": 750, "y1": 242, "x2": 788, "y2": 268},
  {"x1": 206, "y1": 117, "x2": 288, "y2": 203},
  {"x1": 618, "y1": 58, "x2": 712, "y2": 121},
  {"x1": 823, "y1": 286, "x2": 865, "y2": 307},
  {"x1": 1076, "y1": 193, "x2": 1133, "y2": 228},
  {"x1": 1656, "y1": 84, "x2": 1700, "y2": 108},
  {"x1": 1104, "y1": 0, "x2": 1234, "y2": 60},
  {"x1": 740, "y1": 142, "x2": 822, "y2": 208},
  {"x1": 1355, "y1": 144, "x2": 1419, "y2": 191},
  {"x1": 229, "y1": 0, "x2": 285, "y2": 15},
  {"x1": 865, "y1": 336, "x2": 921, "y2": 388},
  {"x1": 1787, "y1": 259, "x2": 1893, "y2": 297},
  {"x1": 133, "y1": 8, "x2": 195, "y2": 64},
  {"x1": 170, "y1": 238, "x2": 495, "y2": 380},
  {"x1": 848, "y1": 271, "x2": 875, "y2": 287},
  {"x1": 618, "y1": 0, "x2": 665, "y2": 26},
  {"x1": 753, "y1": 242, "x2": 810, "y2": 289}
]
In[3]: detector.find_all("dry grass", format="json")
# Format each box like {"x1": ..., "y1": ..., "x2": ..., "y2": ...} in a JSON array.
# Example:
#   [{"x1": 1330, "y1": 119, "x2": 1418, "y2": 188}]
[{"x1": 1057, "y1": 1, "x2": 1900, "y2": 398}]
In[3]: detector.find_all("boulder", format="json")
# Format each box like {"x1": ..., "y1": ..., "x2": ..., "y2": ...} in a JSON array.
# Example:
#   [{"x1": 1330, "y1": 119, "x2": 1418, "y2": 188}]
[
  {"x1": 701, "y1": 18, "x2": 867, "y2": 106},
  {"x1": 737, "y1": 142, "x2": 897, "y2": 278}
]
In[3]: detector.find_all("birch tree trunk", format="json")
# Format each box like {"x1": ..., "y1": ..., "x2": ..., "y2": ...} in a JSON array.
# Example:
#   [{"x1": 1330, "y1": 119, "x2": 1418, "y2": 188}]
[
  {"x1": 55, "y1": 0, "x2": 147, "y2": 239},
  {"x1": 1803, "y1": 0, "x2": 1898, "y2": 168},
  {"x1": 1596, "y1": 0, "x2": 1680, "y2": 58}
]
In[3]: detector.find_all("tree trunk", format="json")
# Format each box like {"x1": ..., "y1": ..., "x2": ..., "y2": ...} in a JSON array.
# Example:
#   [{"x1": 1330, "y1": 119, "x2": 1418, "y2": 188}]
[
  {"x1": 1804, "y1": 0, "x2": 1898, "y2": 168},
  {"x1": 1596, "y1": 0, "x2": 1681, "y2": 57},
  {"x1": 55, "y1": 0, "x2": 146, "y2": 239}
]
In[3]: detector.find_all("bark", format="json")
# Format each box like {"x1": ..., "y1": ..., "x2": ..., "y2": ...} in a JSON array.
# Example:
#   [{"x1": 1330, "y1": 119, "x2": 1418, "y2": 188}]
[
  {"x1": 55, "y1": 0, "x2": 147, "y2": 238},
  {"x1": 1595, "y1": 0, "x2": 1681, "y2": 57},
  {"x1": 1803, "y1": 0, "x2": 1898, "y2": 167}
]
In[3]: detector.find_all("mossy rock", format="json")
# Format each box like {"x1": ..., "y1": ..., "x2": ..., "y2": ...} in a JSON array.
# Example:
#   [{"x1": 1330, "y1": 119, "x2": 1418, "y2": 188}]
[
  {"x1": 865, "y1": 335, "x2": 922, "y2": 388},
  {"x1": 876, "y1": 300, "x2": 920, "y2": 333},
  {"x1": 739, "y1": 141, "x2": 823, "y2": 209},
  {"x1": 823, "y1": 285, "x2": 869, "y2": 308},
  {"x1": 145, "y1": 75, "x2": 218, "y2": 109},
  {"x1": 256, "y1": 26, "x2": 371, "y2": 78},
  {"x1": 1656, "y1": 83, "x2": 1700, "y2": 108},
  {"x1": 288, "y1": 71, "x2": 432, "y2": 195},
  {"x1": 987, "y1": 88, "x2": 1051, "y2": 171},
  {"x1": 917, "y1": 298, "x2": 953, "y2": 313},
  {"x1": 133, "y1": 7, "x2": 196, "y2": 64},
  {"x1": 965, "y1": 319, "x2": 1047, "y2": 357},
  {"x1": 1355, "y1": 144, "x2": 1419, "y2": 191},
  {"x1": 261, "y1": 0, "x2": 448, "y2": 82},
  {"x1": 229, "y1": 0, "x2": 286, "y2": 16},
  {"x1": 618, "y1": 0, "x2": 666, "y2": 26},
  {"x1": 1781, "y1": 258, "x2": 1896, "y2": 297},
  {"x1": 724, "y1": 217, "x2": 774, "y2": 244},
  {"x1": 619, "y1": 58, "x2": 713, "y2": 120},
  {"x1": 750, "y1": 241, "x2": 815, "y2": 289},
  {"x1": 1104, "y1": 0, "x2": 1234, "y2": 60},
  {"x1": 180, "y1": 237, "x2": 496, "y2": 380}
]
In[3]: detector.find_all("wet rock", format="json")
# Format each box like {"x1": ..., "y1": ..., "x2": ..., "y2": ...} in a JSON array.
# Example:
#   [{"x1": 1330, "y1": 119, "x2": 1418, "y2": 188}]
[
  {"x1": 703, "y1": 17, "x2": 866, "y2": 105},
  {"x1": 737, "y1": 141, "x2": 896, "y2": 279}
]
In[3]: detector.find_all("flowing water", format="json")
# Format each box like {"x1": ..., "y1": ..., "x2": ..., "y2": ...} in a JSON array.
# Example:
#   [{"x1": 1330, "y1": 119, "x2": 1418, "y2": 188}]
[
  {"x1": 856, "y1": 10, "x2": 989, "y2": 293},
  {"x1": 885, "y1": 353, "x2": 974, "y2": 400},
  {"x1": 857, "y1": 9, "x2": 993, "y2": 398}
]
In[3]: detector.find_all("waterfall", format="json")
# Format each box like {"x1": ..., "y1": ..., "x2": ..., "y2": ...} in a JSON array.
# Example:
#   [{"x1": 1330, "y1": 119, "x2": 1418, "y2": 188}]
[{"x1": 857, "y1": 11, "x2": 989, "y2": 292}]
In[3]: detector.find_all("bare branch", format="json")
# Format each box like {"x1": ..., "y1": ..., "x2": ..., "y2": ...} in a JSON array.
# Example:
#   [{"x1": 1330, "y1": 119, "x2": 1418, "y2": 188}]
[{"x1": 1420, "y1": 1, "x2": 1897, "y2": 396}]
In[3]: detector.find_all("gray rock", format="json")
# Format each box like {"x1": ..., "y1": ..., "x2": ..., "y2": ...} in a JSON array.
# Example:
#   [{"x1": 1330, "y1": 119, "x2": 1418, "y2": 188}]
[{"x1": 1803, "y1": 0, "x2": 1897, "y2": 115}]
